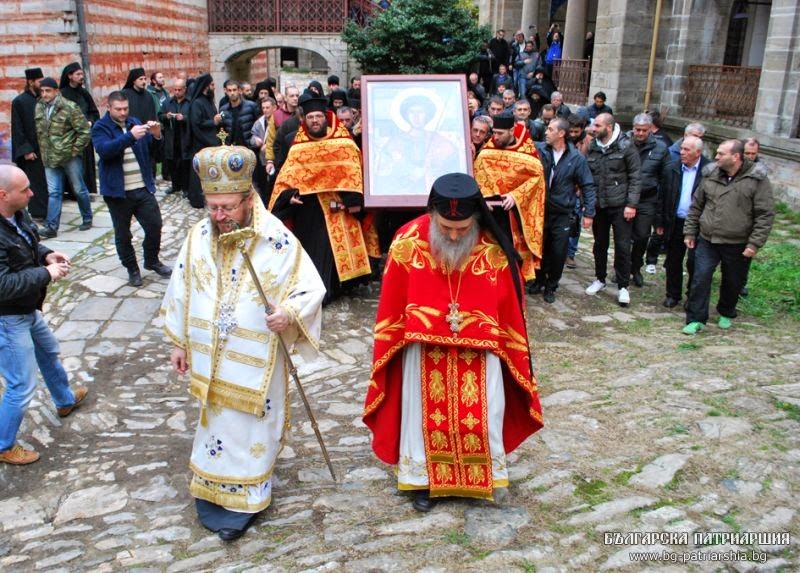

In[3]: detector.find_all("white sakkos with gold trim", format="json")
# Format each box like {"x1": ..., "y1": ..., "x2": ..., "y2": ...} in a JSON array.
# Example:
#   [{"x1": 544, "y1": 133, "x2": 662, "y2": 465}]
[{"x1": 161, "y1": 199, "x2": 325, "y2": 511}]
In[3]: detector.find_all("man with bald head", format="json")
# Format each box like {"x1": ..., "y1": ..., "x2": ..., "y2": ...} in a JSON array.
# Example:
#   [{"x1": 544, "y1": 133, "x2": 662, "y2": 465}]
[
  {"x1": 0, "y1": 165, "x2": 88, "y2": 465},
  {"x1": 584, "y1": 113, "x2": 641, "y2": 306},
  {"x1": 161, "y1": 78, "x2": 191, "y2": 196},
  {"x1": 660, "y1": 135, "x2": 709, "y2": 308}
]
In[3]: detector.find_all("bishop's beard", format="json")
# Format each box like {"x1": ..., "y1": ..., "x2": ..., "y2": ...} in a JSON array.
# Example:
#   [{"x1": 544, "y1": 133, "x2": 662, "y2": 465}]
[{"x1": 429, "y1": 216, "x2": 479, "y2": 271}]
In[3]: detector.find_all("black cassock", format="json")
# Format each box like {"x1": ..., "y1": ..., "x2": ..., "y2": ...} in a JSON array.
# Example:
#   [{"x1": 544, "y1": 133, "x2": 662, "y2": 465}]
[
  {"x1": 60, "y1": 84, "x2": 99, "y2": 195},
  {"x1": 10, "y1": 90, "x2": 47, "y2": 218}
]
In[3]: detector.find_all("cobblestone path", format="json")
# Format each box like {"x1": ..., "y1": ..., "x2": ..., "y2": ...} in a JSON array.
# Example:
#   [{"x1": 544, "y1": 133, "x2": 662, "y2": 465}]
[{"x1": 1, "y1": 191, "x2": 798, "y2": 572}]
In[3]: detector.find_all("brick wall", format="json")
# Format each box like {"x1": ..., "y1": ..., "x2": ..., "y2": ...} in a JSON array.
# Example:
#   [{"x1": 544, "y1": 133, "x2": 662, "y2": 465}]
[{"x1": 0, "y1": 0, "x2": 210, "y2": 162}]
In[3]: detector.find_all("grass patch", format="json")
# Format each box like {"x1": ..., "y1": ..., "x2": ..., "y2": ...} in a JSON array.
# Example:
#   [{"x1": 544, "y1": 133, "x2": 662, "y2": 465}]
[
  {"x1": 775, "y1": 202, "x2": 800, "y2": 225},
  {"x1": 444, "y1": 529, "x2": 470, "y2": 546},
  {"x1": 677, "y1": 341, "x2": 701, "y2": 352},
  {"x1": 613, "y1": 469, "x2": 638, "y2": 486},
  {"x1": 721, "y1": 510, "x2": 742, "y2": 533},
  {"x1": 630, "y1": 499, "x2": 673, "y2": 517},
  {"x1": 774, "y1": 400, "x2": 800, "y2": 422},
  {"x1": 573, "y1": 476, "x2": 611, "y2": 505},
  {"x1": 664, "y1": 469, "x2": 684, "y2": 491},
  {"x1": 668, "y1": 423, "x2": 690, "y2": 435},
  {"x1": 704, "y1": 397, "x2": 738, "y2": 417},
  {"x1": 518, "y1": 559, "x2": 537, "y2": 573},
  {"x1": 737, "y1": 242, "x2": 800, "y2": 320}
]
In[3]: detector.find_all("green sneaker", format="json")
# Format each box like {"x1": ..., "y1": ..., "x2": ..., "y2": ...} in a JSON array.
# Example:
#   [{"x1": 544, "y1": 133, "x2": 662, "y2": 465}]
[
  {"x1": 682, "y1": 322, "x2": 704, "y2": 335},
  {"x1": 718, "y1": 316, "x2": 732, "y2": 329}
]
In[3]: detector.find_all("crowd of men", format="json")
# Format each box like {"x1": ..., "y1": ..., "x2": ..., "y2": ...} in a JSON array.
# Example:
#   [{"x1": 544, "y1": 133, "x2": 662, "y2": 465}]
[{"x1": 2, "y1": 49, "x2": 776, "y2": 539}]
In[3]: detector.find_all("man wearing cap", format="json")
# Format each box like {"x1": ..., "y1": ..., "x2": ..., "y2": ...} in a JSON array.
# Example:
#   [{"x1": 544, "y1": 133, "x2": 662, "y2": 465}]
[
  {"x1": 34, "y1": 77, "x2": 93, "y2": 238},
  {"x1": 0, "y1": 164, "x2": 88, "y2": 465},
  {"x1": 59, "y1": 62, "x2": 99, "y2": 195},
  {"x1": 161, "y1": 145, "x2": 325, "y2": 541},
  {"x1": 270, "y1": 95, "x2": 374, "y2": 303},
  {"x1": 473, "y1": 111, "x2": 546, "y2": 282},
  {"x1": 364, "y1": 172, "x2": 543, "y2": 512},
  {"x1": 91, "y1": 91, "x2": 171, "y2": 286},
  {"x1": 11, "y1": 68, "x2": 48, "y2": 220}
]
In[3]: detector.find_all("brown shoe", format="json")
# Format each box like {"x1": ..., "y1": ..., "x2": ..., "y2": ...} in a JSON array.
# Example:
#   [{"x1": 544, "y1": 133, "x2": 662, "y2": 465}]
[
  {"x1": 57, "y1": 386, "x2": 89, "y2": 418},
  {"x1": 0, "y1": 444, "x2": 40, "y2": 465},
  {"x1": 565, "y1": 257, "x2": 577, "y2": 269}
]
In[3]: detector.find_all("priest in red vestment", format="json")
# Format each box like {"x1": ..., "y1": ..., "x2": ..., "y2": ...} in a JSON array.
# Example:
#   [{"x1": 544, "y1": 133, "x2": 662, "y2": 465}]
[{"x1": 364, "y1": 173, "x2": 543, "y2": 512}]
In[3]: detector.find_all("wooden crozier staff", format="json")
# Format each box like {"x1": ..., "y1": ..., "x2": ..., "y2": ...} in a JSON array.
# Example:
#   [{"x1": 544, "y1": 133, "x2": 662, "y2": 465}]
[{"x1": 219, "y1": 223, "x2": 337, "y2": 482}]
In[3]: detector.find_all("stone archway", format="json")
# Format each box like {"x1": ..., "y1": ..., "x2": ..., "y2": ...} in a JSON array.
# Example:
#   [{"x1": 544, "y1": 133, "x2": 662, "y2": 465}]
[{"x1": 208, "y1": 33, "x2": 354, "y2": 101}]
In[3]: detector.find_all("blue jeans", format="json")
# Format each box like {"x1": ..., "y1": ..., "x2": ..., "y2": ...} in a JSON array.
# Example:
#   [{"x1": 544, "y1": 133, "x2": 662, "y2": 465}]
[
  {"x1": 0, "y1": 311, "x2": 74, "y2": 452},
  {"x1": 44, "y1": 155, "x2": 93, "y2": 231}
]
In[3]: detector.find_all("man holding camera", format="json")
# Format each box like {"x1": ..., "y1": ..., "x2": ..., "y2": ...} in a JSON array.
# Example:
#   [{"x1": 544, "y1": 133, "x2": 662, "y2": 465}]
[{"x1": 92, "y1": 91, "x2": 172, "y2": 287}]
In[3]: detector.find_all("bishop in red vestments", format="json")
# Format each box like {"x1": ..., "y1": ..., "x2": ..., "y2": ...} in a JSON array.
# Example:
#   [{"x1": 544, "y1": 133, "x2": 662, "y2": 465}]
[{"x1": 364, "y1": 173, "x2": 543, "y2": 512}]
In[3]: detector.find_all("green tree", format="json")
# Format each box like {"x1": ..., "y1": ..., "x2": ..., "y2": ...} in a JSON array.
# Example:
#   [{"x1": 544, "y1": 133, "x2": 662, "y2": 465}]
[{"x1": 342, "y1": 0, "x2": 490, "y2": 75}]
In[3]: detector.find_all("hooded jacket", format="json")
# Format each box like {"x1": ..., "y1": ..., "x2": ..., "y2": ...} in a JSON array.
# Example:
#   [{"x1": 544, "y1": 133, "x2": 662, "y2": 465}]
[
  {"x1": 684, "y1": 159, "x2": 775, "y2": 250},
  {"x1": 586, "y1": 123, "x2": 642, "y2": 209}
]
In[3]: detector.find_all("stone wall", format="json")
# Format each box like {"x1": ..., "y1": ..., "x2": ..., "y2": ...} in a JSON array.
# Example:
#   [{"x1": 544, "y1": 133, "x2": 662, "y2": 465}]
[{"x1": 0, "y1": 0, "x2": 210, "y2": 162}]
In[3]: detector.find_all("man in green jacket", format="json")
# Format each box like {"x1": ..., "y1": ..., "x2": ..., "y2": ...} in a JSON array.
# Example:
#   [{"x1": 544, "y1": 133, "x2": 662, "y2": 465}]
[
  {"x1": 34, "y1": 77, "x2": 93, "y2": 238},
  {"x1": 682, "y1": 139, "x2": 774, "y2": 334}
]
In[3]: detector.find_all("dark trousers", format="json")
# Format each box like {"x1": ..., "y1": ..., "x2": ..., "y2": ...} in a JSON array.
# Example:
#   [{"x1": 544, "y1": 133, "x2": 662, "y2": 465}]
[
  {"x1": 664, "y1": 218, "x2": 695, "y2": 301},
  {"x1": 592, "y1": 205, "x2": 632, "y2": 288},
  {"x1": 645, "y1": 233, "x2": 664, "y2": 265},
  {"x1": 168, "y1": 158, "x2": 191, "y2": 194},
  {"x1": 104, "y1": 188, "x2": 164, "y2": 271},
  {"x1": 538, "y1": 211, "x2": 572, "y2": 291},
  {"x1": 685, "y1": 237, "x2": 749, "y2": 324},
  {"x1": 630, "y1": 198, "x2": 657, "y2": 273}
]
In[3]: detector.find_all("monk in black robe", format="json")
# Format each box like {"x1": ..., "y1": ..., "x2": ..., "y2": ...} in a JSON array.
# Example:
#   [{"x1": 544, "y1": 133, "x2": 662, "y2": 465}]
[{"x1": 10, "y1": 68, "x2": 48, "y2": 218}]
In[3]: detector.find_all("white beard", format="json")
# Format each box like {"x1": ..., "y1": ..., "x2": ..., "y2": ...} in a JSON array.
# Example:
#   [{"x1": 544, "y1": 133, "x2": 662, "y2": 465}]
[{"x1": 429, "y1": 217, "x2": 479, "y2": 271}]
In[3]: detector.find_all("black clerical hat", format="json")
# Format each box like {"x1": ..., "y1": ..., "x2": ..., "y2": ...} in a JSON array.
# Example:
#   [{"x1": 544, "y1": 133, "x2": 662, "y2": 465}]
[
  {"x1": 299, "y1": 96, "x2": 328, "y2": 115},
  {"x1": 492, "y1": 111, "x2": 515, "y2": 129},
  {"x1": 428, "y1": 173, "x2": 484, "y2": 221},
  {"x1": 25, "y1": 68, "x2": 44, "y2": 80}
]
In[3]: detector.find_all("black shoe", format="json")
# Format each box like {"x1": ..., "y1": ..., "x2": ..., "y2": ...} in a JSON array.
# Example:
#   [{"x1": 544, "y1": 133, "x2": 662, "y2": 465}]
[
  {"x1": 663, "y1": 296, "x2": 679, "y2": 308},
  {"x1": 144, "y1": 261, "x2": 172, "y2": 277},
  {"x1": 740, "y1": 286, "x2": 749, "y2": 297},
  {"x1": 218, "y1": 527, "x2": 246, "y2": 541},
  {"x1": 543, "y1": 290, "x2": 556, "y2": 303},
  {"x1": 527, "y1": 282, "x2": 544, "y2": 295},
  {"x1": 412, "y1": 490, "x2": 438, "y2": 512},
  {"x1": 39, "y1": 226, "x2": 57, "y2": 239},
  {"x1": 631, "y1": 271, "x2": 644, "y2": 288},
  {"x1": 165, "y1": 187, "x2": 176, "y2": 195},
  {"x1": 128, "y1": 268, "x2": 143, "y2": 287},
  {"x1": 78, "y1": 220, "x2": 92, "y2": 231}
]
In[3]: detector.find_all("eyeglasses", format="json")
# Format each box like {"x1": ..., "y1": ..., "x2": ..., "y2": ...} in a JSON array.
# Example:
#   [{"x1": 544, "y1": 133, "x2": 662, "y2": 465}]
[{"x1": 205, "y1": 196, "x2": 247, "y2": 215}]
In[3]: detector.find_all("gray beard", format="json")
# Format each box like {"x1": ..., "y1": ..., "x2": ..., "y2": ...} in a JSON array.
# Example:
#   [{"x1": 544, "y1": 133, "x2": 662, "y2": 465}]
[{"x1": 429, "y1": 218, "x2": 479, "y2": 271}]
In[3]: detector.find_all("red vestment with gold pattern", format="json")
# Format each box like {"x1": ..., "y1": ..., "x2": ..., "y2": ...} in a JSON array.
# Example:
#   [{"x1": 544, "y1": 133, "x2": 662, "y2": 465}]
[
  {"x1": 364, "y1": 215, "x2": 543, "y2": 499},
  {"x1": 474, "y1": 123, "x2": 546, "y2": 281},
  {"x1": 270, "y1": 111, "x2": 378, "y2": 281}
]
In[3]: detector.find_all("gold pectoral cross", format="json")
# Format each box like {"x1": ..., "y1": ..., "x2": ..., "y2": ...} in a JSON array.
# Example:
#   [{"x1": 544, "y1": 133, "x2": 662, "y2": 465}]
[
  {"x1": 217, "y1": 126, "x2": 229, "y2": 146},
  {"x1": 446, "y1": 302, "x2": 462, "y2": 337}
]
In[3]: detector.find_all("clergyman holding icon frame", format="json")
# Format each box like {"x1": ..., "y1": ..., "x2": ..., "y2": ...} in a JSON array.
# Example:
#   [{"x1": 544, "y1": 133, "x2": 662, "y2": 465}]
[{"x1": 361, "y1": 75, "x2": 472, "y2": 208}]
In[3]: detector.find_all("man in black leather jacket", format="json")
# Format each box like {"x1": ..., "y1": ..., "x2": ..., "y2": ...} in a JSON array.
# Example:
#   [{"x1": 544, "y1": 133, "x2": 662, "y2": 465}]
[
  {"x1": 0, "y1": 165, "x2": 87, "y2": 465},
  {"x1": 532, "y1": 118, "x2": 596, "y2": 302}
]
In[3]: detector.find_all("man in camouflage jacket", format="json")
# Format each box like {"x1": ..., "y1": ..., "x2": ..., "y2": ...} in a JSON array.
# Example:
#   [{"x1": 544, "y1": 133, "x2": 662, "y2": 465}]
[{"x1": 34, "y1": 77, "x2": 93, "y2": 238}]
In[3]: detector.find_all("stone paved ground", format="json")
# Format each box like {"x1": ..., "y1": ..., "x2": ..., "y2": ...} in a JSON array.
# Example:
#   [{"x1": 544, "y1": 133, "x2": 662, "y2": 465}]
[{"x1": 1, "y1": 190, "x2": 798, "y2": 573}]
